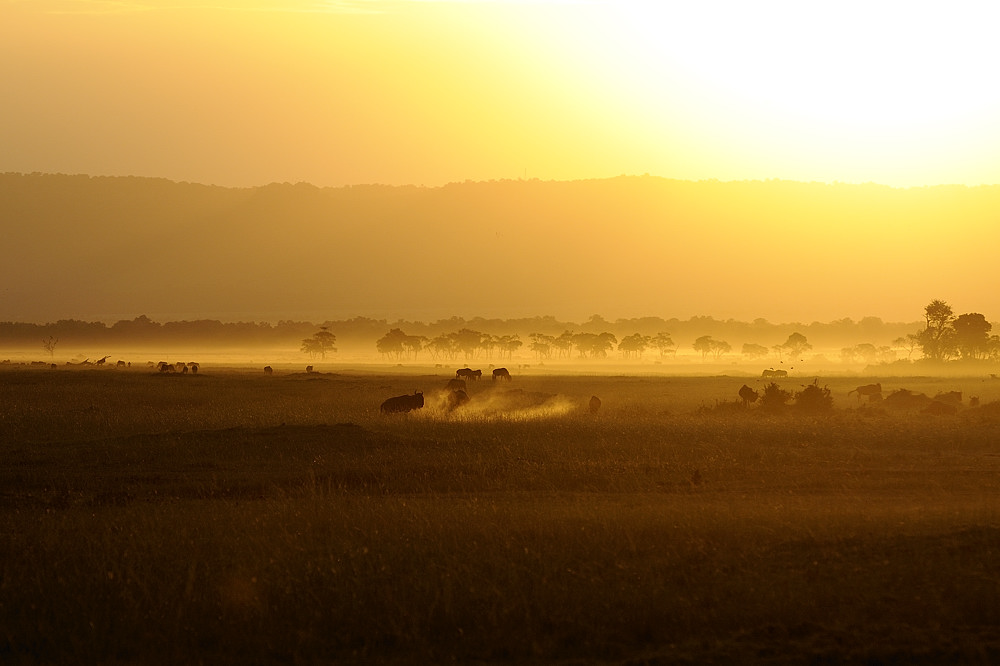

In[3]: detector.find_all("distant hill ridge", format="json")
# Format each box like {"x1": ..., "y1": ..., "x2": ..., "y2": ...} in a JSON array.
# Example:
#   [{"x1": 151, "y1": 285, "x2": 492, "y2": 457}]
[{"x1": 1, "y1": 172, "x2": 994, "y2": 326}]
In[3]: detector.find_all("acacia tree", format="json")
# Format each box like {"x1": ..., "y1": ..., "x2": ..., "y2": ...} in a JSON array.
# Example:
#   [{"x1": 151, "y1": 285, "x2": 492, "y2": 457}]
[
  {"x1": 952, "y1": 313, "x2": 992, "y2": 360},
  {"x1": 450, "y1": 328, "x2": 486, "y2": 360},
  {"x1": 554, "y1": 331, "x2": 575, "y2": 358},
  {"x1": 41, "y1": 335, "x2": 59, "y2": 360},
  {"x1": 651, "y1": 332, "x2": 676, "y2": 358},
  {"x1": 779, "y1": 332, "x2": 812, "y2": 360},
  {"x1": 918, "y1": 299, "x2": 957, "y2": 361},
  {"x1": 497, "y1": 334, "x2": 523, "y2": 360},
  {"x1": 693, "y1": 335, "x2": 730, "y2": 361},
  {"x1": 619, "y1": 333, "x2": 651, "y2": 359},
  {"x1": 892, "y1": 334, "x2": 921, "y2": 360},
  {"x1": 300, "y1": 327, "x2": 337, "y2": 360},
  {"x1": 741, "y1": 343, "x2": 769, "y2": 361},
  {"x1": 529, "y1": 333, "x2": 554, "y2": 360},
  {"x1": 572, "y1": 332, "x2": 617, "y2": 358},
  {"x1": 376, "y1": 328, "x2": 423, "y2": 361}
]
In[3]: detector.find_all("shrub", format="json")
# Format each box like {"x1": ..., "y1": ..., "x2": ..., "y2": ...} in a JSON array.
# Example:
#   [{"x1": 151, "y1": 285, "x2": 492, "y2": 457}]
[
  {"x1": 795, "y1": 379, "x2": 833, "y2": 412},
  {"x1": 759, "y1": 382, "x2": 792, "y2": 412}
]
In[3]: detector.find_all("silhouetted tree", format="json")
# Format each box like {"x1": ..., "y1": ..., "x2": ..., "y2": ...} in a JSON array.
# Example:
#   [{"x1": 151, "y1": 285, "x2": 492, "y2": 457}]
[
  {"x1": 651, "y1": 332, "x2": 676, "y2": 358},
  {"x1": 450, "y1": 328, "x2": 486, "y2": 360},
  {"x1": 710, "y1": 339, "x2": 731, "y2": 360},
  {"x1": 529, "y1": 333, "x2": 554, "y2": 360},
  {"x1": 741, "y1": 343, "x2": 769, "y2": 361},
  {"x1": 779, "y1": 332, "x2": 812, "y2": 360},
  {"x1": 693, "y1": 335, "x2": 730, "y2": 361},
  {"x1": 41, "y1": 335, "x2": 58, "y2": 360},
  {"x1": 377, "y1": 328, "x2": 420, "y2": 361},
  {"x1": 952, "y1": 313, "x2": 992, "y2": 360},
  {"x1": 497, "y1": 334, "x2": 523, "y2": 360},
  {"x1": 918, "y1": 299, "x2": 957, "y2": 361},
  {"x1": 554, "y1": 331, "x2": 575, "y2": 358},
  {"x1": 892, "y1": 334, "x2": 921, "y2": 360},
  {"x1": 300, "y1": 327, "x2": 337, "y2": 360},
  {"x1": 988, "y1": 335, "x2": 1000, "y2": 361},
  {"x1": 426, "y1": 334, "x2": 459, "y2": 361},
  {"x1": 618, "y1": 333, "x2": 651, "y2": 359},
  {"x1": 693, "y1": 336, "x2": 714, "y2": 361},
  {"x1": 572, "y1": 332, "x2": 617, "y2": 358}
]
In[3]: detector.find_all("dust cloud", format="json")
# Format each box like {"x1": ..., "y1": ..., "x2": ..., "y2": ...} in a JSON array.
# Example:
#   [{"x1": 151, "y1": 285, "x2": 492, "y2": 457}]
[{"x1": 418, "y1": 388, "x2": 578, "y2": 422}]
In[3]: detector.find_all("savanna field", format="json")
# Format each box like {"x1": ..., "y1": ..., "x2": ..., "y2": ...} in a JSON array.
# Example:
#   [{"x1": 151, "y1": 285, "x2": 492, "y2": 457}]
[{"x1": 2, "y1": 363, "x2": 1000, "y2": 664}]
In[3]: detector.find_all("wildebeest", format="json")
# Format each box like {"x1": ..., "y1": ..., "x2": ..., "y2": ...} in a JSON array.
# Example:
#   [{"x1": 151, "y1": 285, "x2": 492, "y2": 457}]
[
  {"x1": 933, "y1": 390, "x2": 962, "y2": 406},
  {"x1": 456, "y1": 368, "x2": 482, "y2": 381},
  {"x1": 264, "y1": 366, "x2": 273, "y2": 375},
  {"x1": 588, "y1": 395, "x2": 602, "y2": 413},
  {"x1": 189, "y1": 363, "x2": 199, "y2": 374},
  {"x1": 446, "y1": 378, "x2": 467, "y2": 392},
  {"x1": 306, "y1": 365, "x2": 313, "y2": 373},
  {"x1": 492, "y1": 367, "x2": 511, "y2": 382},
  {"x1": 116, "y1": 360, "x2": 126, "y2": 368},
  {"x1": 848, "y1": 382, "x2": 882, "y2": 402},
  {"x1": 762, "y1": 368, "x2": 788, "y2": 378},
  {"x1": 738, "y1": 384, "x2": 759, "y2": 406},
  {"x1": 380, "y1": 391, "x2": 424, "y2": 414},
  {"x1": 157, "y1": 361, "x2": 174, "y2": 373},
  {"x1": 446, "y1": 389, "x2": 470, "y2": 412}
]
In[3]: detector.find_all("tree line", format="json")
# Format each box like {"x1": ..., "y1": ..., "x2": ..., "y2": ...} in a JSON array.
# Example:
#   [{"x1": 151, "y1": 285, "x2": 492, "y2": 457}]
[
  {"x1": 370, "y1": 300, "x2": 997, "y2": 366},
  {"x1": 5, "y1": 304, "x2": 995, "y2": 366}
]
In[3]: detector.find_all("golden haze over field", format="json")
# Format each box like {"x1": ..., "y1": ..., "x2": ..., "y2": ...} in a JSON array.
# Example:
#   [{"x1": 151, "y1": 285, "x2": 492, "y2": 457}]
[{"x1": 3, "y1": 1, "x2": 1000, "y2": 325}]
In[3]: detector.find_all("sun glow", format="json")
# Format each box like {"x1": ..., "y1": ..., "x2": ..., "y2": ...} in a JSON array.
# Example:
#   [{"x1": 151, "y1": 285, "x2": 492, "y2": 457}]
[
  {"x1": 4, "y1": 0, "x2": 1000, "y2": 188},
  {"x1": 485, "y1": 0, "x2": 1000, "y2": 186}
]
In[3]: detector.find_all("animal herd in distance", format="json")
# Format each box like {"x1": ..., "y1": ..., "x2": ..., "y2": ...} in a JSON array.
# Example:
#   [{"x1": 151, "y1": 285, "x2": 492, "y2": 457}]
[{"x1": 36, "y1": 359, "x2": 976, "y2": 417}]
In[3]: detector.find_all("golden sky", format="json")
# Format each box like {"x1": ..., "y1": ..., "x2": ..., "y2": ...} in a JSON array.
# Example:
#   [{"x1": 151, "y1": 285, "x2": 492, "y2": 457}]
[
  {"x1": 4, "y1": 0, "x2": 1000, "y2": 188},
  {"x1": 3, "y1": 1, "x2": 1000, "y2": 327}
]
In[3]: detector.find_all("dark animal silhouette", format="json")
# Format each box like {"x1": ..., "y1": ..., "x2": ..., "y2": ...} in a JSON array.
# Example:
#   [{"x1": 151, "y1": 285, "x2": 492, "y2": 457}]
[
  {"x1": 446, "y1": 378, "x2": 467, "y2": 392},
  {"x1": 189, "y1": 363, "x2": 199, "y2": 374},
  {"x1": 380, "y1": 391, "x2": 424, "y2": 414},
  {"x1": 456, "y1": 368, "x2": 482, "y2": 381},
  {"x1": 447, "y1": 389, "x2": 470, "y2": 412},
  {"x1": 762, "y1": 368, "x2": 787, "y2": 378},
  {"x1": 933, "y1": 390, "x2": 962, "y2": 406},
  {"x1": 264, "y1": 366, "x2": 273, "y2": 375},
  {"x1": 116, "y1": 360, "x2": 126, "y2": 368},
  {"x1": 157, "y1": 361, "x2": 174, "y2": 373},
  {"x1": 848, "y1": 383, "x2": 882, "y2": 402},
  {"x1": 492, "y1": 367, "x2": 511, "y2": 382},
  {"x1": 306, "y1": 365, "x2": 313, "y2": 373},
  {"x1": 738, "y1": 384, "x2": 759, "y2": 406},
  {"x1": 588, "y1": 395, "x2": 602, "y2": 413}
]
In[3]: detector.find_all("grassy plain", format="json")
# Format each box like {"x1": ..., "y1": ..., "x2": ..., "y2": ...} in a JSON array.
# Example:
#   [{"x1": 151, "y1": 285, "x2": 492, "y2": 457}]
[{"x1": 2, "y1": 364, "x2": 1000, "y2": 664}]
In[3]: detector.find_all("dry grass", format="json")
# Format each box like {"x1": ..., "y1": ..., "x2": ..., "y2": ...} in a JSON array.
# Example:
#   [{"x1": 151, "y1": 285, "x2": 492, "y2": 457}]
[{"x1": 2, "y1": 365, "x2": 1000, "y2": 664}]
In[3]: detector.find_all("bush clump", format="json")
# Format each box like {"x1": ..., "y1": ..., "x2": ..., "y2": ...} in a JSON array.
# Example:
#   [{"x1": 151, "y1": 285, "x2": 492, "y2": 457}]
[
  {"x1": 759, "y1": 382, "x2": 793, "y2": 412},
  {"x1": 794, "y1": 379, "x2": 833, "y2": 412}
]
